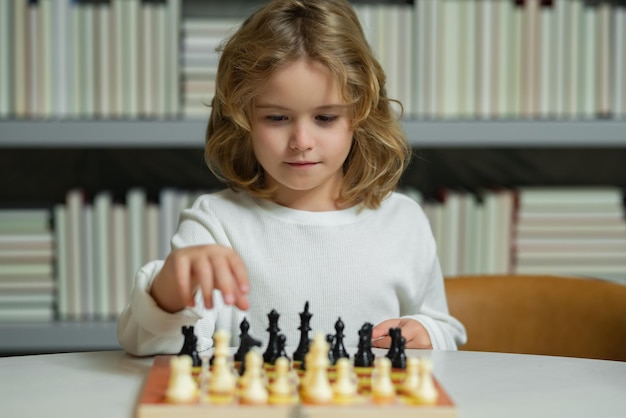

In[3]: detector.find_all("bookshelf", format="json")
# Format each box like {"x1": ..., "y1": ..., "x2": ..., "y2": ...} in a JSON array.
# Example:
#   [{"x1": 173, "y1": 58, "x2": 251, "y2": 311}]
[{"x1": 1, "y1": 0, "x2": 626, "y2": 354}]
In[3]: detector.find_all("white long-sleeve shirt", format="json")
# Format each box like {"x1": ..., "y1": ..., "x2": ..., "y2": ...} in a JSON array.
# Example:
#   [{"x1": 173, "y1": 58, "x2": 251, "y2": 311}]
[{"x1": 117, "y1": 189, "x2": 466, "y2": 356}]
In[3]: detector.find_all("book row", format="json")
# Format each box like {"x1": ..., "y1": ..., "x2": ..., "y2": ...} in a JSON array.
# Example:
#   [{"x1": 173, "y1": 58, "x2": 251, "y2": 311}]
[
  {"x1": 2, "y1": 186, "x2": 625, "y2": 322},
  {"x1": 1, "y1": 0, "x2": 625, "y2": 121}
]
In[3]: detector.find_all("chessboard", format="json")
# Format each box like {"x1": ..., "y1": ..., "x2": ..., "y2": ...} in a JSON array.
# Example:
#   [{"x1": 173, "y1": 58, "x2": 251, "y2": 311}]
[{"x1": 135, "y1": 354, "x2": 457, "y2": 418}]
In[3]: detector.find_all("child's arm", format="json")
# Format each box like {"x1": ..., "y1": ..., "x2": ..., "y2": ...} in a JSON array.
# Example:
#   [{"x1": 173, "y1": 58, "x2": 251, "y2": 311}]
[{"x1": 150, "y1": 244, "x2": 250, "y2": 313}]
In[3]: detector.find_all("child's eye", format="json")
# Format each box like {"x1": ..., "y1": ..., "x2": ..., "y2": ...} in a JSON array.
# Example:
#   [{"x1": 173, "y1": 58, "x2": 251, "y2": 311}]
[
  {"x1": 266, "y1": 115, "x2": 288, "y2": 122},
  {"x1": 316, "y1": 115, "x2": 338, "y2": 123}
]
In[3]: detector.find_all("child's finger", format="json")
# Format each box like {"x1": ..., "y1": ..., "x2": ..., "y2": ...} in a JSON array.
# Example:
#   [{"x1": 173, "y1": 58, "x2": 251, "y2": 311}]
[
  {"x1": 212, "y1": 255, "x2": 238, "y2": 306},
  {"x1": 173, "y1": 256, "x2": 194, "y2": 307},
  {"x1": 229, "y1": 253, "x2": 250, "y2": 294},
  {"x1": 192, "y1": 259, "x2": 215, "y2": 309}
]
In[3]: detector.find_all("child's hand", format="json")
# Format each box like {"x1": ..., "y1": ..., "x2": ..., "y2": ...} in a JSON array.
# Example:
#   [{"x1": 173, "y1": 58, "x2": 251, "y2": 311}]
[
  {"x1": 149, "y1": 245, "x2": 250, "y2": 313},
  {"x1": 371, "y1": 318, "x2": 433, "y2": 349}
]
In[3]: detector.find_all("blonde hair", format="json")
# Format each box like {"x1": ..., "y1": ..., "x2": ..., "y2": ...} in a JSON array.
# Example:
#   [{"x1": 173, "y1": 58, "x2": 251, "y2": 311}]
[{"x1": 205, "y1": 0, "x2": 411, "y2": 209}]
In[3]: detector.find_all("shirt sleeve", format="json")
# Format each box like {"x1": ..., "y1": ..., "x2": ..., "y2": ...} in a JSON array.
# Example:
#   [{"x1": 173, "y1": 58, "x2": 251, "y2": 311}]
[
  {"x1": 117, "y1": 260, "x2": 215, "y2": 357},
  {"x1": 404, "y1": 259, "x2": 467, "y2": 350},
  {"x1": 117, "y1": 196, "x2": 236, "y2": 357}
]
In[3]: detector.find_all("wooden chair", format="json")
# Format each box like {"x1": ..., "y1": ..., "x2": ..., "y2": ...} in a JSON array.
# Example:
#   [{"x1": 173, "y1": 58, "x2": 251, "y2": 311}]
[{"x1": 444, "y1": 275, "x2": 626, "y2": 361}]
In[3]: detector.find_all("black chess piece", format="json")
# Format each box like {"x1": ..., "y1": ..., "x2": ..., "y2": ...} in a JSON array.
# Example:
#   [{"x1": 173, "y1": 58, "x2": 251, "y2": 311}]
[
  {"x1": 386, "y1": 327, "x2": 406, "y2": 369},
  {"x1": 263, "y1": 309, "x2": 281, "y2": 364},
  {"x1": 354, "y1": 322, "x2": 375, "y2": 367},
  {"x1": 332, "y1": 317, "x2": 349, "y2": 361},
  {"x1": 326, "y1": 334, "x2": 336, "y2": 366},
  {"x1": 293, "y1": 301, "x2": 313, "y2": 362},
  {"x1": 177, "y1": 325, "x2": 201, "y2": 367},
  {"x1": 393, "y1": 335, "x2": 407, "y2": 369},
  {"x1": 276, "y1": 334, "x2": 289, "y2": 363},
  {"x1": 385, "y1": 327, "x2": 399, "y2": 362},
  {"x1": 234, "y1": 318, "x2": 262, "y2": 362}
]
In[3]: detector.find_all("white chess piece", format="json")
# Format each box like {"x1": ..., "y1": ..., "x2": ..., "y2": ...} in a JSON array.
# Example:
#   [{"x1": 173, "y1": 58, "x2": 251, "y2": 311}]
[
  {"x1": 371, "y1": 357, "x2": 395, "y2": 404},
  {"x1": 416, "y1": 358, "x2": 438, "y2": 404},
  {"x1": 332, "y1": 358, "x2": 358, "y2": 403},
  {"x1": 239, "y1": 350, "x2": 268, "y2": 405},
  {"x1": 402, "y1": 357, "x2": 420, "y2": 397},
  {"x1": 209, "y1": 330, "x2": 237, "y2": 398},
  {"x1": 301, "y1": 333, "x2": 333, "y2": 404},
  {"x1": 166, "y1": 355, "x2": 198, "y2": 403},
  {"x1": 268, "y1": 356, "x2": 298, "y2": 405}
]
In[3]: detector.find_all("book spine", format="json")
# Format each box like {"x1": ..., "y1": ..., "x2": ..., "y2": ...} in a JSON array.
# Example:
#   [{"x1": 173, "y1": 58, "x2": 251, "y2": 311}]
[
  {"x1": 0, "y1": 0, "x2": 12, "y2": 118},
  {"x1": 92, "y1": 192, "x2": 111, "y2": 320},
  {"x1": 53, "y1": 204, "x2": 68, "y2": 320}
]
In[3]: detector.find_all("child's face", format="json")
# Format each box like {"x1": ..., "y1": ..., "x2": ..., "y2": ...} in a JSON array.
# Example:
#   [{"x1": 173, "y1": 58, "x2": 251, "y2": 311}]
[{"x1": 251, "y1": 58, "x2": 354, "y2": 210}]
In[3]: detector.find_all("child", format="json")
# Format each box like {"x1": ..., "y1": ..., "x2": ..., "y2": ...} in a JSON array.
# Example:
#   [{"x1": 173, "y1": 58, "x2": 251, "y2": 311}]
[{"x1": 118, "y1": 0, "x2": 466, "y2": 356}]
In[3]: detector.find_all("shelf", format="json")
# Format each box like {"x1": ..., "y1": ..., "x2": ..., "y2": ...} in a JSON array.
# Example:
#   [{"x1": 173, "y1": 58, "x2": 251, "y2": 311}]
[
  {"x1": 0, "y1": 321, "x2": 120, "y2": 355},
  {"x1": 0, "y1": 119, "x2": 625, "y2": 148},
  {"x1": 0, "y1": 120, "x2": 208, "y2": 148},
  {"x1": 404, "y1": 119, "x2": 626, "y2": 147}
]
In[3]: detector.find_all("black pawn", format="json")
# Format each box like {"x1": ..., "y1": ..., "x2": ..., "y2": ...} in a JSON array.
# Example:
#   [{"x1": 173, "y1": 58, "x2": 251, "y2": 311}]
[
  {"x1": 234, "y1": 318, "x2": 262, "y2": 362},
  {"x1": 332, "y1": 317, "x2": 349, "y2": 361},
  {"x1": 178, "y1": 325, "x2": 201, "y2": 367},
  {"x1": 276, "y1": 334, "x2": 289, "y2": 363},
  {"x1": 386, "y1": 327, "x2": 406, "y2": 369},
  {"x1": 326, "y1": 334, "x2": 336, "y2": 366},
  {"x1": 293, "y1": 301, "x2": 313, "y2": 362},
  {"x1": 263, "y1": 309, "x2": 281, "y2": 364},
  {"x1": 393, "y1": 335, "x2": 407, "y2": 369},
  {"x1": 354, "y1": 322, "x2": 375, "y2": 367}
]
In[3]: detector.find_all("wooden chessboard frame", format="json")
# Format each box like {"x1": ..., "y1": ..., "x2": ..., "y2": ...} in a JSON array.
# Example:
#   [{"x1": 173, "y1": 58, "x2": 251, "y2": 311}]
[{"x1": 136, "y1": 355, "x2": 457, "y2": 418}]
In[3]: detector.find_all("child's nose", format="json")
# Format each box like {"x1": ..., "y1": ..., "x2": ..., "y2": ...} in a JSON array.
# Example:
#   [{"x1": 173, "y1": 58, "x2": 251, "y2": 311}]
[{"x1": 289, "y1": 122, "x2": 314, "y2": 151}]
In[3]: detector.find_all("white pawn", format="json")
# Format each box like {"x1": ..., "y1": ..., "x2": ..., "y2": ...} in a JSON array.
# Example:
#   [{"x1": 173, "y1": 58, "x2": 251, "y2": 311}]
[
  {"x1": 416, "y1": 358, "x2": 438, "y2": 405},
  {"x1": 332, "y1": 358, "x2": 358, "y2": 403},
  {"x1": 239, "y1": 350, "x2": 268, "y2": 405},
  {"x1": 402, "y1": 357, "x2": 420, "y2": 397},
  {"x1": 269, "y1": 357, "x2": 298, "y2": 405},
  {"x1": 166, "y1": 355, "x2": 198, "y2": 403},
  {"x1": 302, "y1": 333, "x2": 333, "y2": 405},
  {"x1": 212, "y1": 329, "x2": 230, "y2": 359},
  {"x1": 209, "y1": 330, "x2": 237, "y2": 399},
  {"x1": 371, "y1": 357, "x2": 395, "y2": 404},
  {"x1": 238, "y1": 349, "x2": 265, "y2": 392}
]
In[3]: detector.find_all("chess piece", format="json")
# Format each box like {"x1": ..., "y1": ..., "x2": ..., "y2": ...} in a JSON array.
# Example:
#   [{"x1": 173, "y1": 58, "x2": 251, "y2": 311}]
[
  {"x1": 386, "y1": 327, "x2": 406, "y2": 369},
  {"x1": 166, "y1": 355, "x2": 198, "y2": 403},
  {"x1": 208, "y1": 330, "x2": 237, "y2": 401},
  {"x1": 394, "y1": 335, "x2": 407, "y2": 369},
  {"x1": 354, "y1": 322, "x2": 375, "y2": 367},
  {"x1": 301, "y1": 333, "x2": 333, "y2": 405},
  {"x1": 238, "y1": 349, "x2": 265, "y2": 392},
  {"x1": 326, "y1": 334, "x2": 336, "y2": 366},
  {"x1": 402, "y1": 357, "x2": 420, "y2": 398},
  {"x1": 239, "y1": 350, "x2": 268, "y2": 405},
  {"x1": 276, "y1": 334, "x2": 289, "y2": 362},
  {"x1": 234, "y1": 318, "x2": 262, "y2": 362},
  {"x1": 331, "y1": 317, "x2": 349, "y2": 362},
  {"x1": 385, "y1": 327, "x2": 399, "y2": 362},
  {"x1": 293, "y1": 301, "x2": 313, "y2": 363},
  {"x1": 178, "y1": 325, "x2": 201, "y2": 367},
  {"x1": 263, "y1": 309, "x2": 281, "y2": 364},
  {"x1": 416, "y1": 358, "x2": 438, "y2": 405},
  {"x1": 371, "y1": 357, "x2": 395, "y2": 404},
  {"x1": 268, "y1": 356, "x2": 298, "y2": 405},
  {"x1": 332, "y1": 358, "x2": 358, "y2": 404}
]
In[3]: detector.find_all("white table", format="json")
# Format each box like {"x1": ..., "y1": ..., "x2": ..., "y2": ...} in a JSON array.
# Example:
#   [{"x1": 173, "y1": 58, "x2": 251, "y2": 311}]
[{"x1": 1, "y1": 349, "x2": 625, "y2": 418}]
